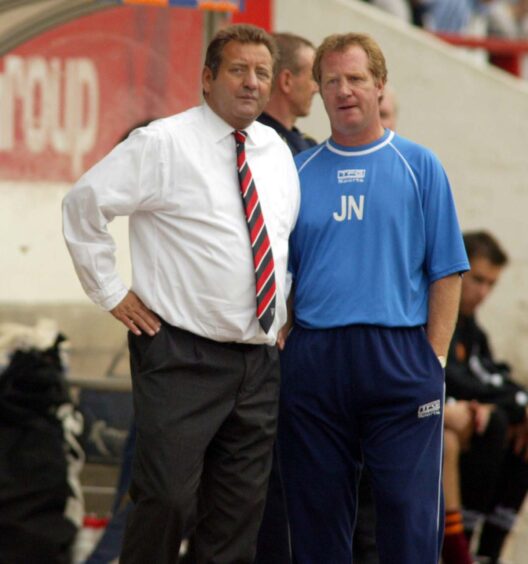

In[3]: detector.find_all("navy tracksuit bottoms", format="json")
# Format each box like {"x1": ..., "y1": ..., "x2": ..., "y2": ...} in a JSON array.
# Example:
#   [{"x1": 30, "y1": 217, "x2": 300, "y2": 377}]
[{"x1": 278, "y1": 324, "x2": 445, "y2": 564}]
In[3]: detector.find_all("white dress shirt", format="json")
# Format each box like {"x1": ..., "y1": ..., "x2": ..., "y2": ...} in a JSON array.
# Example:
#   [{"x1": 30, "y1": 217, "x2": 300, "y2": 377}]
[{"x1": 62, "y1": 104, "x2": 300, "y2": 344}]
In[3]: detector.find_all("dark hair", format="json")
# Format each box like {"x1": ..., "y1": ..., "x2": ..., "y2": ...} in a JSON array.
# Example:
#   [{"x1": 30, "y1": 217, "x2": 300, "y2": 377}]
[
  {"x1": 463, "y1": 230, "x2": 508, "y2": 266},
  {"x1": 205, "y1": 24, "x2": 277, "y2": 79},
  {"x1": 273, "y1": 32, "x2": 315, "y2": 77},
  {"x1": 313, "y1": 33, "x2": 387, "y2": 86}
]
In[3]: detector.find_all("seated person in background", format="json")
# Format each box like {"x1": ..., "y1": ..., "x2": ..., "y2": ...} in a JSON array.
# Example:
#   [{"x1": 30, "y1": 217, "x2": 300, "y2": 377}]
[{"x1": 444, "y1": 230, "x2": 528, "y2": 564}]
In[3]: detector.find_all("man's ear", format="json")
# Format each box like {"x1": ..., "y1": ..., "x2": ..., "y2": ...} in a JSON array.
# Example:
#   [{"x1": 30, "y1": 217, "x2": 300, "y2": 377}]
[
  {"x1": 377, "y1": 80, "x2": 385, "y2": 100},
  {"x1": 277, "y1": 69, "x2": 293, "y2": 94},
  {"x1": 202, "y1": 66, "x2": 213, "y2": 96}
]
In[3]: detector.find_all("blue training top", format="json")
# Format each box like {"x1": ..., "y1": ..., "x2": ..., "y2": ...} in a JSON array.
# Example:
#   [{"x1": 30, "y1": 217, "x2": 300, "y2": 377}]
[{"x1": 290, "y1": 129, "x2": 469, "y2": 329}]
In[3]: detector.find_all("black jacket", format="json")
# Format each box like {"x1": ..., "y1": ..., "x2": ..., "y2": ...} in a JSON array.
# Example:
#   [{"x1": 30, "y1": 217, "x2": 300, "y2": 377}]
[
  {"x1": 446, "y1": 315, "x2": 528, "y2": 424},
  {"x1": 257, "y1": 112, "x2": 317, "y2": 156}
]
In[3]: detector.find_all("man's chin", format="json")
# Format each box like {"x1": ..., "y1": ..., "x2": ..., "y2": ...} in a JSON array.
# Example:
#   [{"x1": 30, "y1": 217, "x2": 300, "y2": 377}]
[
  {"x1": 235, "y1": 110, "x2": 261, "y2": 126},
  {"x1": 460, "y1": 306, "x2": 476, "y2": 317},
  {"x1": 230, "y1": 115, "x2": 257, "y2": 130}
]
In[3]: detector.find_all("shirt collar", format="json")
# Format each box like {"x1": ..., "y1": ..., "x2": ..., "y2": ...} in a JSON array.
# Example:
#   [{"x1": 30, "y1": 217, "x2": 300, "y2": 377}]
[
  {"x1": 203, "y1": 102, "x2": 260, "y2": 146},
  {"x1": 326, "y1": 129, "x2": 394, "y2": 156}
]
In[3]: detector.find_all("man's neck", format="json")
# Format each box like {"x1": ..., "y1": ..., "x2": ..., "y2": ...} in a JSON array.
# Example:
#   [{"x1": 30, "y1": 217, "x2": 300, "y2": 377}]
[
  {"x1": 263, "y1": 97, "x2": 296, "y2": 130},
  {"x1": 331, "y1": 123, "x2": 385, "y2": 147}
]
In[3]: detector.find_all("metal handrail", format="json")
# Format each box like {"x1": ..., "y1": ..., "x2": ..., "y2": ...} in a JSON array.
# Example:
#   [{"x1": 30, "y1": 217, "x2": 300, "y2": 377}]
[{"x1": 435, "y1": 32, "x2": 528, "y2": 77}]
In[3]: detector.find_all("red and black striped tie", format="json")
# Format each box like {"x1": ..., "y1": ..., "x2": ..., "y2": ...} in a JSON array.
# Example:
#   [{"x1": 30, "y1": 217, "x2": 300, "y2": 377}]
[{"x1": 234, "y1": 130, "x2": 276, "y2": 333}]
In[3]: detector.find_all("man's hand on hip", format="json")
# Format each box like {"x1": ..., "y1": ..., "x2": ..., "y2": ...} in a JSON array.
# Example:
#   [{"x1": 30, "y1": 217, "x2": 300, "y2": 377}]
[{"x1": 111, "y1": 291, "x2": 161, "y2": 336}]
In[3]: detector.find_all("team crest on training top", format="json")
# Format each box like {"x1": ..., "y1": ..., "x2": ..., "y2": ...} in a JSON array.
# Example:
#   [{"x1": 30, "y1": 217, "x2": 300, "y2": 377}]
[{"x1": 337, "y1": 169, "x2": 366, "y2": 183}]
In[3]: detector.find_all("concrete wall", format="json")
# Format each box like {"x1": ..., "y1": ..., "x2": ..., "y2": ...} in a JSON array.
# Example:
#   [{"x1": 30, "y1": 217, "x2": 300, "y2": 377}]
[
  {"x1": 276, "y1": 0, "x2": 528, "y2": 381},
  {"x1": 0, "y1": 181, "x2": 131, "y2": 303}
]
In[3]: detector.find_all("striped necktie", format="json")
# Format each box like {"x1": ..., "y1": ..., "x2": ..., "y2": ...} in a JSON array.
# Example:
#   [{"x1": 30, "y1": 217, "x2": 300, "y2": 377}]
[{"x1": 234, "y1": 129, "x2": 276, "y2": 333}]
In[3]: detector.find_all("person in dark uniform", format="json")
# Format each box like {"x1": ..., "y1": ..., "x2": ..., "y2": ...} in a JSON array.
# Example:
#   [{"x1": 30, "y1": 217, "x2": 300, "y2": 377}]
[
  {"x1": 255, "y1": 32, "x2": 318, "y2": 564},
  {"x1": 257, "y1": 32, "x2": 318, "y2": 155},
  {"x1": 445, "y1": 230, "x2": 528, "y2": 564}
]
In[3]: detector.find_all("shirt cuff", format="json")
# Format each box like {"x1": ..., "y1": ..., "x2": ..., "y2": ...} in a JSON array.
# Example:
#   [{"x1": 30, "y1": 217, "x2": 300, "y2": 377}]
[{"x1": 88, "y1": 282, "x2": 129, "y2": 311}]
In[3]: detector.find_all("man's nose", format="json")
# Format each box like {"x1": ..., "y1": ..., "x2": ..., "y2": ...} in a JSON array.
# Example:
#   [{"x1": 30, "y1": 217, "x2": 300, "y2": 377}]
[
  {"x1": 336, "y1": 78, "x2": 351, "y2": 97},
  {"x1": 244, "y1": 69, "x2": 258, "y2": 89}
]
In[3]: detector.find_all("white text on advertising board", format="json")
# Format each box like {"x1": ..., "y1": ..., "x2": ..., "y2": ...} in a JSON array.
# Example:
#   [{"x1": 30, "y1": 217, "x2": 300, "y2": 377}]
[{"x1": 0, "y1": 55, "x2": 99, "y2": 178}]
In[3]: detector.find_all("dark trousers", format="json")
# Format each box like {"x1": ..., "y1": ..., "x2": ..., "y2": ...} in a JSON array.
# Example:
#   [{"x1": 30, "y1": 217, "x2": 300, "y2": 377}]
[
  {"x1": 460, "y1": 409, "x2": 510, "y2": 516},
  {"x1": 255, "y1": 442, "x2": 380, "y2": 564},
  {"x1": 254, "y1": 444, "x2": 291, "y2": 564},
  {"x1": 120, "y1": 323, "x2": 280, "y2": 564},
  {"x1": 279, "y1": 325, "x2": 445, "y2": 564},
  {"x1": 460, "y1": 408, "x2": 528, "y2": 560}
]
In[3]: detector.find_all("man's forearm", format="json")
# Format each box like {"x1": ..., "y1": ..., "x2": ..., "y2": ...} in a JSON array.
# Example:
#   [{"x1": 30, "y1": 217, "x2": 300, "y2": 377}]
[{"x1": 427, "y1": 273, "x2": 462, "y2": 358}]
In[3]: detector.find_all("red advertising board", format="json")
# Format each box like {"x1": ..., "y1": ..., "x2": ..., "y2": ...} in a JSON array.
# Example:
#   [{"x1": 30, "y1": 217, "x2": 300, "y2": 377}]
[
  {"x1": 0, "y1": 6, "x2": 204, "y2": 182},
  {"x1": 232, "y1": 0, "x2": 271, "y2": 31}
]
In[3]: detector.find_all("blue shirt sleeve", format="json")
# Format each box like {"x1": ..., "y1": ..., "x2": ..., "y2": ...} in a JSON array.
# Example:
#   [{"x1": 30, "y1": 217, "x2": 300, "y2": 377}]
[{"x1": 419, "y1": 149, "x2": 469, "y2": 282}]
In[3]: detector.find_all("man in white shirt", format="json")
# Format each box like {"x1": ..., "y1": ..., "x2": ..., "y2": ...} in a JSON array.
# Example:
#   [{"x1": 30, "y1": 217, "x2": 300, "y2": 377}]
[{"x1": 62, "y1": 24, "x2": 300, "y2": 564}]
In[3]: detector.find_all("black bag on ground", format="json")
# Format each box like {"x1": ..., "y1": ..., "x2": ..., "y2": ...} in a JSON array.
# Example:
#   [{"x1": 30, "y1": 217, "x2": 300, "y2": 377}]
[{"x1": 0, "y1": 335, "x2": 83, "y2": 564}]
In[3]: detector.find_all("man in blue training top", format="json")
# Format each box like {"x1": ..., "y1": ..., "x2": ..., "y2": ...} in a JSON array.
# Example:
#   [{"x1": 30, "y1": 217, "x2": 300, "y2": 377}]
[{"x1": 277, "y1": 33, "x2": 469, "y2": 564}]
